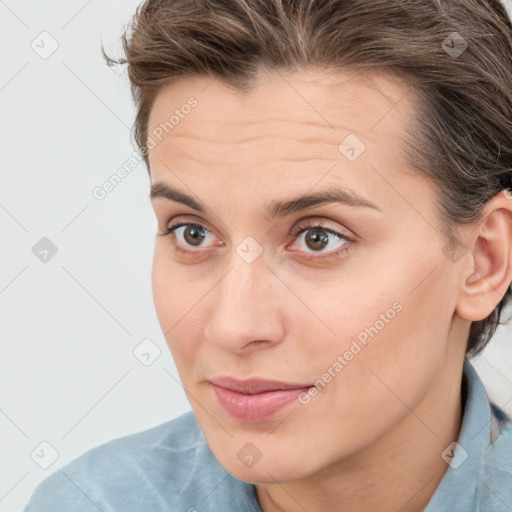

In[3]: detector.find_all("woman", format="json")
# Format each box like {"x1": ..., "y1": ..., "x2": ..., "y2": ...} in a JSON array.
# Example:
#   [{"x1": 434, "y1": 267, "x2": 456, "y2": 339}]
[{"x1": 24, "y1": 0, "x2": 512, "y2": 510}]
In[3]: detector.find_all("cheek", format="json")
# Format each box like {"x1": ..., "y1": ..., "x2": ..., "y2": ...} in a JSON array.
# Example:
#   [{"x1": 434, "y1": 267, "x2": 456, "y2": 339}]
[
  {"x1": 151, "y1": 244, "x2": 199, "y2": 325},
  {"x1": 306, "y1": 257, "x2": 452, "y2": 400},
  {"x1": 151, "y1": 247, "x2": 172, "y2": 327},
  {"x1": 151, "y1": 247, "x2": 199, "y2": 358}
]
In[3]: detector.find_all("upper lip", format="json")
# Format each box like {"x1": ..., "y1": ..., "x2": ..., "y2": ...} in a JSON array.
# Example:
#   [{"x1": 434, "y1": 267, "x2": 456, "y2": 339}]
[{"x1": 208, "y1": 376, "x2": 312, "y2": 395}]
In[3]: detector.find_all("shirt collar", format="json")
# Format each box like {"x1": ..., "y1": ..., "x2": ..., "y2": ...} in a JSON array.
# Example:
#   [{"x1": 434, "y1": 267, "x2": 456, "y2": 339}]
[{"x1": 423, "y1": 360, "x2": 492, "y2": 511}]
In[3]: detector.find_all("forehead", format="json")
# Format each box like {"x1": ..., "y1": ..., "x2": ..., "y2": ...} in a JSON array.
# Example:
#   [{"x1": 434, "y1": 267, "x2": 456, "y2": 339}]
[
  {"x1": 145, "y1": 68, "x2": 431, "y2": 226},
  {"x1": 145, "y1": 69, "x2": 443, "y2": 236},
  {"x1": 147, "y1": 68, "x2": 417, "y2": 163}
]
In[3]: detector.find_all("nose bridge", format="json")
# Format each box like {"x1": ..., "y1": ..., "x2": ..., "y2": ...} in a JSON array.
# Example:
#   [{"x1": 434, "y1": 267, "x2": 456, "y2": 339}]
[{"x1": 205, "y1": 250, "x2": 284, "y2": 352}]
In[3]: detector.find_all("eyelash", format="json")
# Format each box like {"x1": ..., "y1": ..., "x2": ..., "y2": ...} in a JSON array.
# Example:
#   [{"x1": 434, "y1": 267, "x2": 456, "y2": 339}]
[{"x1": 158, "y1": 221, "x2": 355, "y2": 262}]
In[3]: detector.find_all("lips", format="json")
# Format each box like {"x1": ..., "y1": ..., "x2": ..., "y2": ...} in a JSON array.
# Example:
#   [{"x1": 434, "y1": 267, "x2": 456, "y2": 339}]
[
  {"x1": 208, "y1": 376, "x2": 313, "y2": 422},
  {"x1": 209, "y1": 376, "x2": 312, "y2": 394}
]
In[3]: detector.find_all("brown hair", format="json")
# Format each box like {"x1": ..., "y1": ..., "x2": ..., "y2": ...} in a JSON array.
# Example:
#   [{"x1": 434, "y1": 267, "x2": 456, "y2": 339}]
[{"x1": 102, "y1": 0, "x2": 512, "y2": 358}]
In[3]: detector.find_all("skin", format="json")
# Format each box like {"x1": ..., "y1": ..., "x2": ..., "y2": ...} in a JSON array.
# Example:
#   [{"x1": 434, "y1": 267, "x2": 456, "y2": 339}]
[{"x1": 147, "y1": 68, "x2": 512, "y2": 512}]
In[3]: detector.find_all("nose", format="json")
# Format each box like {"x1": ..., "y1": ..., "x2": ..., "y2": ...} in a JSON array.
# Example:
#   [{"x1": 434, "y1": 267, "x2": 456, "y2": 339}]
[{"x1": 204, "y1": 253, "x2": 286, "y2": 354}]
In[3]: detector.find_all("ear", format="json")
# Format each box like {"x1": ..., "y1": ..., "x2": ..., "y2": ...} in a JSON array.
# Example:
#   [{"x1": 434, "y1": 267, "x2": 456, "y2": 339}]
[{"x1": 455, "y1": 189, "x2": 512, "y2": 322}]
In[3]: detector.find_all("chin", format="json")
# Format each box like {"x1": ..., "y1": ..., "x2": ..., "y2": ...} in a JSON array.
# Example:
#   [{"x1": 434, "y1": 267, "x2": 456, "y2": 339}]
[
  {"x1": 211, "y1": 444, "x2": 318, "y2": 485},
  {"x1": 232, "y1": 464, "x2": 307, "y2": 485}
]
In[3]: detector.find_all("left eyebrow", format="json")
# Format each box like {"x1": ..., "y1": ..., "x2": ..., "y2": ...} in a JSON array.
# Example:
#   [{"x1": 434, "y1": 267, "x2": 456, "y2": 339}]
[
  {"x1": 149, "y1": 182, "x2": 382, "y2": 221},
  {"x1": 262, "y1": 185, "x2": 382, "y2": 221}
]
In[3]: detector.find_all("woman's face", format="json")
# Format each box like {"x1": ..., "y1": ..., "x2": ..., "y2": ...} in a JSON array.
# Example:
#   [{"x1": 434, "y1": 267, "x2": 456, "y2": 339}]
[{"x1": 148, "y1": 69, "x2": 467, "y2": 483}]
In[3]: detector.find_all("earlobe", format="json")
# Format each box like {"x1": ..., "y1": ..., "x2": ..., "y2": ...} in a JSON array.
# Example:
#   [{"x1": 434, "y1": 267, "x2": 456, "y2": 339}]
[{"x1": 455, "y1": 193, "x2": 512, "y2": 322}]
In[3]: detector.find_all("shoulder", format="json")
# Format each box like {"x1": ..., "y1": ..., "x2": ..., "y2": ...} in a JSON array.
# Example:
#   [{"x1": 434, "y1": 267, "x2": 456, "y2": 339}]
[{"x1": 23, "y1": 411, "x2": 205, "y2": 512}]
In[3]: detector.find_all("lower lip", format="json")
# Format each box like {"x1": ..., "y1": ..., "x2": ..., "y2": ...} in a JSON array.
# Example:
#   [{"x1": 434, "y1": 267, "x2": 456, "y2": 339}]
[{"x1": 210, "y1": 383, "x2": 311, "y2": 422}]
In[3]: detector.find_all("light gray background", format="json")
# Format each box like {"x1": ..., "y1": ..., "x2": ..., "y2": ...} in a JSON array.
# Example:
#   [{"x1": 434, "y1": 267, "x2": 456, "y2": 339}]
[{"x1": 2, "y1": 1, "x2": 512, "y2": 511}]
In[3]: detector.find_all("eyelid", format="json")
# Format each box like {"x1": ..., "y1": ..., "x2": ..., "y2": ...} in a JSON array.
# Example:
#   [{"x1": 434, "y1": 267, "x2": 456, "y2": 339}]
[
  {"x1": 289, "y1": 217, "x2": 354, "y2": 240},
  {"x1": 162, "y1": 215, "x2": 219, "y2": 237}
]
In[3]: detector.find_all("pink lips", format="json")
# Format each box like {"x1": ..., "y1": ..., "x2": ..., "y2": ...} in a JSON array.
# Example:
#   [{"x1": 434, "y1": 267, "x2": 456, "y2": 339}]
[{"x1": 208, "y1": 376, "x2": 312, "y2": 422}]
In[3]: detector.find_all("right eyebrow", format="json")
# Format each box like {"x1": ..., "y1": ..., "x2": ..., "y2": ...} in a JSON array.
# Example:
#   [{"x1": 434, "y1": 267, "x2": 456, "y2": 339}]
[{"x1": 150, "y1": 182, "x2": 205, "y2": 213}]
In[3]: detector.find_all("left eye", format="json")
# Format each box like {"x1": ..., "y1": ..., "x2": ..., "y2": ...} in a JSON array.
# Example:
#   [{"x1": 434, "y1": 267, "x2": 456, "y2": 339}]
[{"x1": 290, "y1": 224, "x2": 351, "y2": 255}]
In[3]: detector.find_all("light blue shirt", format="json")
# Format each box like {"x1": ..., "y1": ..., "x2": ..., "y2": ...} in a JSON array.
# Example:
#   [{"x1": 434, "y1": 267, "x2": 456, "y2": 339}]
[{"x1": 23, "y1": 361, "x2": 512, "y2": 511}]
